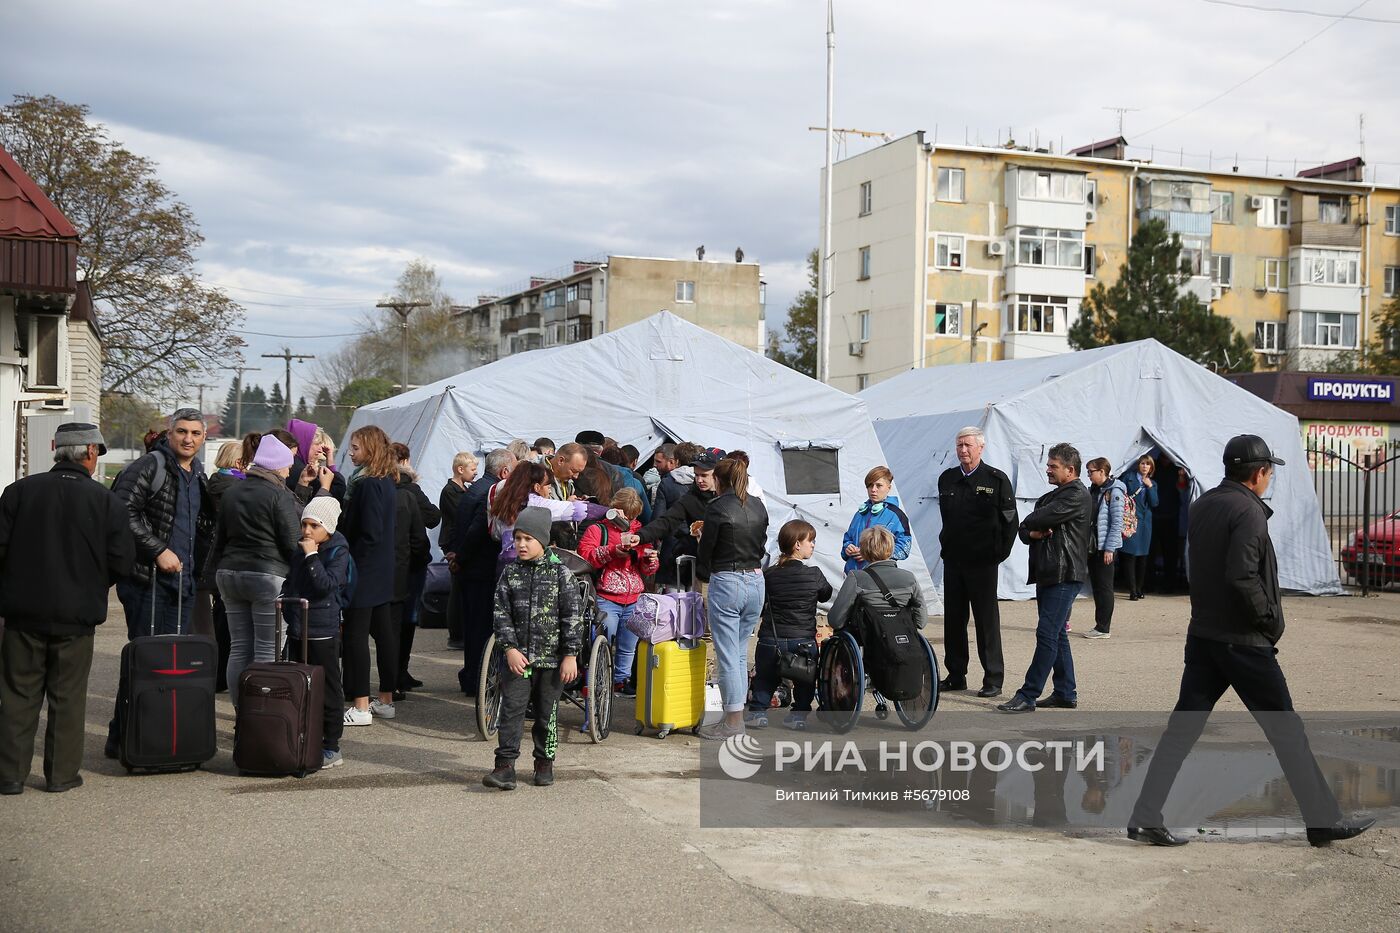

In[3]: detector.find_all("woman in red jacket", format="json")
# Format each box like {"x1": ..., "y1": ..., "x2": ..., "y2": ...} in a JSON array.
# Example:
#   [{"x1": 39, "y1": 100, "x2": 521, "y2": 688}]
[{"x1": 578, "y1": 488, "x2": 657, "y2": 694}]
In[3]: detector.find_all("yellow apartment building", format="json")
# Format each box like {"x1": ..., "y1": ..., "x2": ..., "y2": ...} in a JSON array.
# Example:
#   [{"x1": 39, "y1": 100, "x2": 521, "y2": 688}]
[{"x1": 826, "y1": 131, "x2": 1400, "y2": 392}]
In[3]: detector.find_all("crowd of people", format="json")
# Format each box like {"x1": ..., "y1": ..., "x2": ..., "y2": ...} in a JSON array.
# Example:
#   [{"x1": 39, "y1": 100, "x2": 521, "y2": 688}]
[{"x1": 0, "y1": 410, "x2": 1375, "y2": 848}]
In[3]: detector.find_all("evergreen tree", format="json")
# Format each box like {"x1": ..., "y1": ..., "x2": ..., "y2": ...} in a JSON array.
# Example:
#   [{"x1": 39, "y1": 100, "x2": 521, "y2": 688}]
[
  {"x1": 246, "y1": 385, "x2": 269, "y2": 433},
  {"x1": 311, "y1": 386, "x2": 340, "y2": 439},
  {"x1": 766, "y1": 248, "x2": 818, "y2": 377},
  {"x1": 266, "y1": 383, "x2": 287, "y2": 427},
  {"x1": 338, "y1": 377, "x2": 396, "y2": 417},
  {"x1": 1069, "y1": 220, "x2": 1254, "y2": 372},
  {"x1": 294, "y1": 395, "x2": 310, "y2": 421},
  {"x1": 220, "y1": 382, "x2": 240, "y2": 432}
]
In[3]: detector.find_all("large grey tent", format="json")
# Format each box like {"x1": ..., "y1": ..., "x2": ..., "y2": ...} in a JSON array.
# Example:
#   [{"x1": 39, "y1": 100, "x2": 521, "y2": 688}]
[
  {"x1": 341, "y1": 311, "x2": 938, "y2": 603},
  {"x1": 860, "y1": 340, "x2": 1340, "y2": 599}
]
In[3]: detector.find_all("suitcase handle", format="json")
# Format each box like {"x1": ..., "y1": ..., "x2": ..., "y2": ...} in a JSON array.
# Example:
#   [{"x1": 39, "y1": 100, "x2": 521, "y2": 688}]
[
  {"x1": 149, "y1": 567, "x2": 185, "y2": 637},
  {"x1": 676, "y1": 554, "x2": 698, "y2": 593},
  {"x1": 274, "y1": 598, "x2": 312, "y2": 660}
]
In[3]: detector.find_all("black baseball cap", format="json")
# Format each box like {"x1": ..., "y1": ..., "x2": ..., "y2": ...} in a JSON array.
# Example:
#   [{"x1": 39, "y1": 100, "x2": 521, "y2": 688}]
[
  {"x1": 1223, "y1": 434, "x2": 1285, "y2": 467},
  {"x1": 691, "y1": 452, "x2": 721, "y2": 472}
]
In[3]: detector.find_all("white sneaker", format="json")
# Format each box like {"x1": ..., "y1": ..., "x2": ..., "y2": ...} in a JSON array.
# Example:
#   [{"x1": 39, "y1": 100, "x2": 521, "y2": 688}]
[
  {"x1": 1079, "y1": 629, "x2": 1111, "y2": 639},
  {"x1": 343, "y1": 706, "x2": 372, "y2": 727},
  {"x1": 370, "y1": 698, "x2": 397, "y2": 720}
]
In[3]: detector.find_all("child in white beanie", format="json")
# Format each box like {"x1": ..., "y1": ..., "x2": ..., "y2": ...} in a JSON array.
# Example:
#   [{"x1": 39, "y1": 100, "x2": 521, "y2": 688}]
[{"x1": 283, "y1": 494, "x2": 353, "y2": 769}]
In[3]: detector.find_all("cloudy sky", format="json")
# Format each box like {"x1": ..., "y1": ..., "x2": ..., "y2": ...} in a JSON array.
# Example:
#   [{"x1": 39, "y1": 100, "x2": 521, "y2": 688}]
[{"x1": 6, "y1": 0, "x2": 1400, "y2": 404}]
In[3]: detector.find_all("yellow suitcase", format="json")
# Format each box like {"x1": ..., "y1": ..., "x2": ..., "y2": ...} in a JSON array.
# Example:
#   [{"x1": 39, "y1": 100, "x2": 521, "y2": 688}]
[{"x1": 635, "y1": 638, "x2": 707, "y2": 739}]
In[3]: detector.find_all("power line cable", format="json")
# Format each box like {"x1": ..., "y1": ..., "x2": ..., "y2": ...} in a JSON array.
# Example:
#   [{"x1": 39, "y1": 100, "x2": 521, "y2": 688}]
[
  {"x1": 1202, "y1": 0, "x2": 1400, "y2": 23},
  {"x1": 1138, "y1": 0, "x2": 1371, "y2": 139}
]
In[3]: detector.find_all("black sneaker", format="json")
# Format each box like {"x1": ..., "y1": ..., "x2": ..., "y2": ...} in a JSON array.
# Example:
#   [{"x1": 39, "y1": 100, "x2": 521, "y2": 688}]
[
  {"x1": 482, "y1": 760, "x2": 517, "y2": 791},
  {"x1": 401, "y1": 673, "x2": 424, "y2": 690},
  {"x1": 532, "y1": 760, "x2": 555, "y2": 787}
]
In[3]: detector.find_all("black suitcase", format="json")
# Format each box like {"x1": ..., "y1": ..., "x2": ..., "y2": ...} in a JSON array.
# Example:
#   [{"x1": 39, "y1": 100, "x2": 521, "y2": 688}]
[
  {"x1": 233, "y1": 598, "x2": 324, "y2": 777},
  {"x1": 119, "y1": 572, "x2": 218, "y2": 773}
]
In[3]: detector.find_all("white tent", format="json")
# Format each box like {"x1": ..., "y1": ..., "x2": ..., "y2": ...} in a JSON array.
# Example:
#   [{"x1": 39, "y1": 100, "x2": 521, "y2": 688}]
[
  {"x1": 860, "y1": 339, "x2": 1340, "y2": 599},
  {"x1": 340, "y1": 311, "x2": 939, "y2": 605}
]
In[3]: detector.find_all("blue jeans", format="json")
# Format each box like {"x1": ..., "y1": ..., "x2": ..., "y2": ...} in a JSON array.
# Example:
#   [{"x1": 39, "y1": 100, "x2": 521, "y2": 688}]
[
  {"x1": 116, "y1": 576, "x2": 194, "y2": 639},
  {"x1": 1014, "y1": 581, "x2": 1079, "y2": 706},
  {"x1": 596, "y1": 598, "x2": 640, "y2": 686},
  {"x1": 748, "y1": 637, "x2": 817, "y2": 712},
  {"x1": 707, "y1": 570, "x2": 766, "y2": 713},
  {"x1": 217, "y1": 570, "x2": 286, "y2": 705}
]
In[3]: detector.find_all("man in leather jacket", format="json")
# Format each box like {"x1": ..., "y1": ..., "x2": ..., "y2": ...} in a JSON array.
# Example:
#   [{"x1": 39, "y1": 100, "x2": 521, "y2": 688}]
[{"x1": 998, "y1": 443, "x2": 1090, "y2": 713}]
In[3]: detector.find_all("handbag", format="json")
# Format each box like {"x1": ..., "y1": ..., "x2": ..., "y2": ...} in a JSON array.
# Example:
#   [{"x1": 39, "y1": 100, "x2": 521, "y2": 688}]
[{"x1": 776, "y1": 641, "x2": 818, "y2": 685}]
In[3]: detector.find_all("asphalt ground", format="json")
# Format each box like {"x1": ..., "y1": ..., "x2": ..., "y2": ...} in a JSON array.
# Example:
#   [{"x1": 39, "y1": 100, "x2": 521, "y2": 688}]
[{"x1": 3, "y1": 591, "x2": 1399, "y2": 932}]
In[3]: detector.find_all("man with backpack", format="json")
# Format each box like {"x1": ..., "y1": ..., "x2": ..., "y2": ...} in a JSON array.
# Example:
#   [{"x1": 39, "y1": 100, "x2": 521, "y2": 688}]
[{"x1": 105, "y1": 408, "x2": 216, "y2": 758}]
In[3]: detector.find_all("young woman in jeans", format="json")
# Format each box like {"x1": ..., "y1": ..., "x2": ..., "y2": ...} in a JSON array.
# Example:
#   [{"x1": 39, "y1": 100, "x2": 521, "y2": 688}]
[
  {"x1": 695, "y1": 458, "x2": 769, "y2": 740},
  {"x1": 213, "y1": 434, "x2": 304, "y2": 704},
  {"x1": 747, "y1": 520, "x2": 833, "y2": 730},
  {"x1": 340, "y1": 426, "x2": 399, "y2": 726}
]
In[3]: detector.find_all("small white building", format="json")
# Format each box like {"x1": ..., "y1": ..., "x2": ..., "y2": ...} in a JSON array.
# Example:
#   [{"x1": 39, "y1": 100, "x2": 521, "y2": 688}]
[{"x1": 0, "y1": 143, "x2": 88, "y2": 489}]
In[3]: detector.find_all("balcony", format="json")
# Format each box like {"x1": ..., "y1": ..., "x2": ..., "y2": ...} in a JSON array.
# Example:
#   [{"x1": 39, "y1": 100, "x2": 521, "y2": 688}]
[
  {"x1": 500, "y1": 312, "x2": 541, "y2": 335},
  {"x1": 1290, "y1": 220, "x2": 1363, "y2": 249}
]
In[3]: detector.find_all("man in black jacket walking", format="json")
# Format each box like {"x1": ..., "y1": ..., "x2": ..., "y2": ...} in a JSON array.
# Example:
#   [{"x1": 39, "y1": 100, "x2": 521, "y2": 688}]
[
  {"x1": 937, "y1": 426, "x2": 1017, "y2": 698},
  {"x1": 998, "y1": 443, "x2": 1091, "y2": 714},
  {"x1": 0, "y1": 424, "x2": 134, "y2": 794},
  {"x1": 1127, "y1": 435, "x2": 1374, "y2": 848}
]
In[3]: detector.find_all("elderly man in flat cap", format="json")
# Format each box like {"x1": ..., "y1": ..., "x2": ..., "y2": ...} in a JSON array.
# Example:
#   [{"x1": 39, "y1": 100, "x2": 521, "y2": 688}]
[{"x1": 0, "y1": 423, "x2": 133, "y2": 794}]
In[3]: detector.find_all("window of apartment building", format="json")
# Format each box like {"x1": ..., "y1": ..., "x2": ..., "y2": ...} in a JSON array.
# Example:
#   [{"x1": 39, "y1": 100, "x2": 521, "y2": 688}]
[
  {"x1": 1387, "y1": 205, "x2": 1399, "y2": 235},
  {"x1": 1290, "y1": 248, "x2": 1360, "y2": 287},
  {"x1": 934, "y1": 235, "x2": 963, "y2": 269},
  {"x1": 1211, "y1": 254, "x2": 1233, "y2": 288},
  {"x1": 759, "y1": 282, "x2": 767, "y2": 305},
  {"x1": 1179, "y1": 236, "x2": 1209, "y2": 277},
  {"x1": 1084, "y1": 244, "x2": 1097, "y2": 277},
  {"x1": 1259, "y1": 258, "x2": 1288, "y2": 291},
  {"x1": 933, "y1": 302, "x2": 961, "y2": 337},
  {"x1": 675, "y1": 280, "x2": 696, "y2": 303},
  {"x1": 1085, "y1": 178, "x2": 1098, "y2": 207},
  {"x1": 566, "y1": 284, "x2": 578, "y2": 303},
  {"x1": 1385, "y1": 266, "x2": 1400, "y2": 298},
  {"x1": 1317, "y1": 196, "x2": 1350, "y2": 225},
  {"x1": 541, "y1": 288, "x2": 563, "y2": 309},
  {"x1": 1210, "y1": 190, "x2": 1234, "y2": 224},
  {"x1": 1300, "y1": 310, "x2": 1357, "y2": 348},
  {"x1": 858, "y1": 310, "x2": 871, "y2": 342},
  {"x1": 1255, "y1": 321, "x2": 1282, "y2": 353},
  {"x1": 1140, "y1": 179, "x2": 1211, "y2": 213},
  {"x1": 1015, "y1": 227, "x2": 1084, "y2": 269},
  {"x1": 857, "y1": 374, "x2": 870, "y2": 391},
  {"x1": 858, "y1": 246, "x2": 872, "y2": 279},
  {"x1": 1258, "y1": 196, "x2": 1290, "y2": 227},
  {"x1": 1018, "y1": 169, "x2": 1085, "y2": 203},
  {"x1": 859, "y1": 181, "x2": 873, "y2": 216},
  {"x1": 1009, "y1": 295, "x2": 1069, "y2": 334},
  {"x1": 936, "y1": 167, "x2": 965, "y2": 202}
]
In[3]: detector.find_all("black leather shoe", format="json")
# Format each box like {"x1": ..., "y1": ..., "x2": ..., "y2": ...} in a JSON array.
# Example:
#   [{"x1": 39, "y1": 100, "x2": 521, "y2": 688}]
[
  {"x1": 996, "y1": 697, "x2": 1035, "y2": 713},
  {"x1": 1038, "y1": 694, "x2": 1078, "y2": 709},
  {"x1": 44, "y1": 775, "x2": 83, "y2": 793},
  {"x1": 1128, "y1": 826, "x2": 1188, "y2": 847},
  {"x1": 1307, "y1": 817, "x2": 1376, "y2": 848},
  {"x1": 0, "y1": 782, "x2": 22, "y2": 796},
  {"x1": 401, "y1": 673, "x2": 424, "y2": 690},
  {"x1": 103, "y1": 735, "x2": 119, "y2": 760},
  {"x1": 976, "y1": 685, "x2": 1002, "y2": 698},
  {"x1": 482, "y1": 760, "x2": 517, "y2": 791},
  {"x1": 938, "y1": 677, "x2": 968, "y2": 692}
]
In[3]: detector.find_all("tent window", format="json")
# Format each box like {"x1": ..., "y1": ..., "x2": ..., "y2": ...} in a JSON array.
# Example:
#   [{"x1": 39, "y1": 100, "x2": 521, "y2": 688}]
[{"x1": 782, "y1": 447, "x2": 841, "y2": 496}]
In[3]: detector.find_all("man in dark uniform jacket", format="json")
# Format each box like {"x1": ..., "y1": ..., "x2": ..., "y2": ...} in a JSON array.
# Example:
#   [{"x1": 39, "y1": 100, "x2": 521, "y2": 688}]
[
  {"x1": 0, "y1": 423, "x2": 134, "y2": 794},
  {"x1": 937, "y1": 426, "x2": 1017, "y2": 697},
  {"x1": 1127, "y1": 435, "x2": 1374, "y2": 848}
]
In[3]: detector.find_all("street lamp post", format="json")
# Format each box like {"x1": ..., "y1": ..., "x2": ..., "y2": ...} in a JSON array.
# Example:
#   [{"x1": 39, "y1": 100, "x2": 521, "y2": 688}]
[{"x1": 377, "y1": 300, "x2": 429, "y2": 394}]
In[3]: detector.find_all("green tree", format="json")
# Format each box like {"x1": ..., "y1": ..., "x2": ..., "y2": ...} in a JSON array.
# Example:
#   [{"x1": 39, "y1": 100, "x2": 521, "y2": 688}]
[
  {"x1": 1325, "y1": 297, "x2": 1400, "y2": 374},
  {"x1": 266, "y1": 383, "x2": 287, "y2": 427},
  {"x1": 310, "y1": 386, "x2": 341, "y2": 439},
  {"x1": 1069, "y1": 220, "x2": 1254, "y2": 372},
  {"x1": 766, "y1": 248, "x2": 818, "y2": 377},
  {"x1": 337, "y1": 377, "x2": 396, "y2": 416},
  {"x1": 294, "y1": 396, "x2": 310, "y2": 421},
  {"x1": 100, "y1": 393, "x2": 162, "y2": 452},
  {"x1": 0, "y1": 94, "x2": 244, "y2": 395}
]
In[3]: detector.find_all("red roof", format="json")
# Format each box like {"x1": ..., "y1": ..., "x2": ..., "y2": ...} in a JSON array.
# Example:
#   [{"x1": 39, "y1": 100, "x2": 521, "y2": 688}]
[
  {"x1": 1297, "y1": 156, "x2": 1364, "y2": 179},
  {"x1": 0, "y1": 143, "x2": 78, "y2": 239}
]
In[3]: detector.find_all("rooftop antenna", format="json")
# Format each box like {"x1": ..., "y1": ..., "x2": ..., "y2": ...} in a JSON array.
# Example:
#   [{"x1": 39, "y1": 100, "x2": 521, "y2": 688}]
[
  {"x1": 1102, "y1": 106, "x2": 1140, "y2": 137},
  {"x1": 817, "y1": 0, "x2": 835, "y2": 385}
]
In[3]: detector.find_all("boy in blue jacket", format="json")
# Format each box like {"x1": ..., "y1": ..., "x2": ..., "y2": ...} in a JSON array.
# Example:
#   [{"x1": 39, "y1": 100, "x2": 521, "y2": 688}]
[
  {"x1": 283, "y1": 495, "x2": 351, "y2": 769},
  {"x1": 841, "y1": 465, "x2": 913, "y2": 572}
]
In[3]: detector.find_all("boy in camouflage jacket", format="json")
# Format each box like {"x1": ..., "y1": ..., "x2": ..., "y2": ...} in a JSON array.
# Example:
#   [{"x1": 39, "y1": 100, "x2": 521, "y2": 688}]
[{"x1": 484, "y1": 507, "x2": 581, "y2": 790}]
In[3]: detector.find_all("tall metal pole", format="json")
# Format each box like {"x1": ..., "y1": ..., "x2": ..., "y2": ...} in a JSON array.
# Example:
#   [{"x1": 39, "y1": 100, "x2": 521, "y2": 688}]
[
  {"x1": 261, "y1": 348, "x2": 316, "y2": 424},
  {"x1": 377, "y1": 300, "x2": 428, "y2": 394},
  {"x1": 817, "y1": 0, "x2": 835, "y2": 384},
  {"x1": 220, "y1": 365, "x2": 262, "y2": 439}
]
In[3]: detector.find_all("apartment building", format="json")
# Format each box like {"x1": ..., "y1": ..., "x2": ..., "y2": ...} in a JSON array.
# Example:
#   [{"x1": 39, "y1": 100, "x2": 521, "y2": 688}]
[
  {"x1": 826, "y1": 131, "x2": 1400, "y2": 392},
  {"x1": 456, "y1": 254, "x2": 765, "y2": 364}
]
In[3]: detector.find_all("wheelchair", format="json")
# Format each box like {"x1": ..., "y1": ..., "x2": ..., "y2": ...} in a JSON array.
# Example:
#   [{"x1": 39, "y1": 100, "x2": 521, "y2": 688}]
[
  {"x1": 476, "y1": 548, "x2": 614, "y2": 743},
  {"x1": 814, "y1": 627, "x2": 940, "y2": 733}
]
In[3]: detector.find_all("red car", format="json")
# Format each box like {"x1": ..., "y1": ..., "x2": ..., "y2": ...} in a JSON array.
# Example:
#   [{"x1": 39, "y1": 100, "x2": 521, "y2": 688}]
[{"x1": 1340, "y1": 509, "x2": 1400, "y2": 584}]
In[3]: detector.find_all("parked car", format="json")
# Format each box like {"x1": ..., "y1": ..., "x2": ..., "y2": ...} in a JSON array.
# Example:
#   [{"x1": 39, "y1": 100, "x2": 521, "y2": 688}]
[{"x1": 1340, "y1": 509, "x2": 1400, "y2": 585}]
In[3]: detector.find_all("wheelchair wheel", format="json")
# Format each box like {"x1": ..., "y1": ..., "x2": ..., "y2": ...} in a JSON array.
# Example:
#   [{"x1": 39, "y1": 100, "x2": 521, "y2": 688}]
[
  {"x1": 816, "y1": 629, "x2": 863, "y2": 734},
  {"x1": 586, "y1": 632, "x2": 613, "y2": 743},
  {"x1": 894, "y1": 634, "x2": 940, "y2": 730},
  {"x1": 476, "y1": 633, "x2": 505, "y2": 740}
]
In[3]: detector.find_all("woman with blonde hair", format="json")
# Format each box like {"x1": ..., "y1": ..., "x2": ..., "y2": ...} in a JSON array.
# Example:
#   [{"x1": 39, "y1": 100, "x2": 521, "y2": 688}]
[
  {"x1": 695, "y1": 457, "x2": 769, "y2": 739},
  {"x1": 341, "y1": 425, "x2": 399, "y2": 725}
]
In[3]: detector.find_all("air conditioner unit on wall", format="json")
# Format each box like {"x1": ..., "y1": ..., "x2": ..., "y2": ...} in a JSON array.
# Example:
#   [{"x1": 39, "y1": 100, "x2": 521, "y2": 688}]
[
  {"x1": 1247, "y1": 196, "x2": 1265, "y2": 210},
  {"x1": 849, "y1": 341, "x2": 865, "y2": 357},
  {"x1": 986, "y1": 241, "x2": 1006, "y2": 257}
]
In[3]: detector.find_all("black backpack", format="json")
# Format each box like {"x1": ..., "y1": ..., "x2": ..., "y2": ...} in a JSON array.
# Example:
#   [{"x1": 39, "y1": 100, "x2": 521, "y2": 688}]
[{"x1": 856, "y1": 565, "x2": 924, "y2": 701}]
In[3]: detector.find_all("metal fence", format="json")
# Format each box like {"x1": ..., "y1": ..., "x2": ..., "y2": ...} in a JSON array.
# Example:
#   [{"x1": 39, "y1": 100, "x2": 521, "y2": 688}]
[{"x1": 1307, "y1": 436, "x2": 1400, "y2": 594}]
